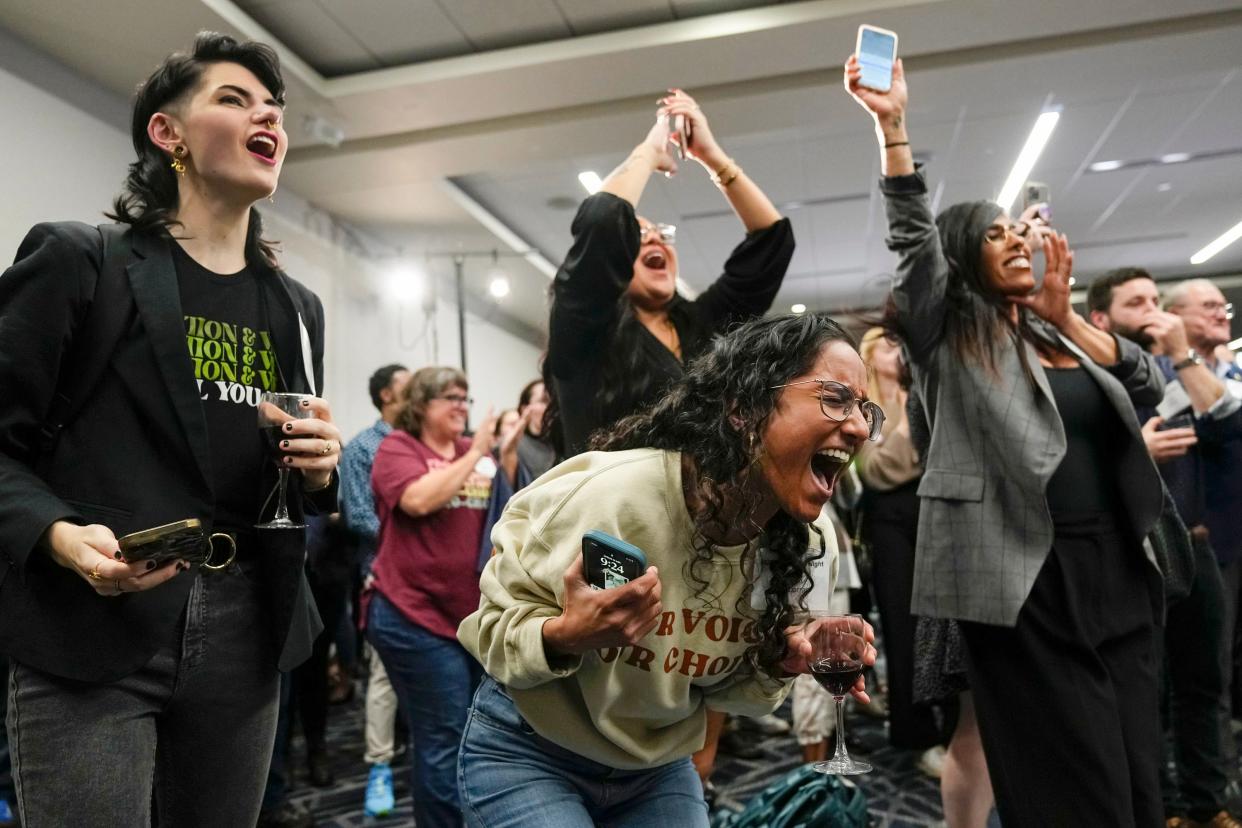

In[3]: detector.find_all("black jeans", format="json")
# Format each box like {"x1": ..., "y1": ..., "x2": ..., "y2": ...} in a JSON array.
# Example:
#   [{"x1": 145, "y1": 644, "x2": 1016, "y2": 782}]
[
  {"x1": 0, "y1": 654, "x2": 11, "y2": 809},
  {"x1": 6, "y1": 564, "x2": 280, "y2": 827},
  {"x1": 861, "y1": 483, "x2": 942, "y2": 750},
  {"x1": 961, "y1": 513, "x2": 1162, "y2": 828},
  {"x1": 1162, "y1": 534, "x2": 1229, "y2": 820}
]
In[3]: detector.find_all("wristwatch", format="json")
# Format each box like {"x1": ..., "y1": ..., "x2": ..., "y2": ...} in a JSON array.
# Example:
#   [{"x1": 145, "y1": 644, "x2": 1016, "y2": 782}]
[{"x1": 1172, "y1": 350, "x2": 1203, "y2": 371}]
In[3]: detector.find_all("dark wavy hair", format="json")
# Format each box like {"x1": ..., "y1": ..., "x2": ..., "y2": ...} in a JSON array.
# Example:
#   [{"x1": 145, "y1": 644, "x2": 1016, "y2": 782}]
[
  {"x1": 106, "y1": 31, "x2": 286, "y2": 268},
  {"x1": 591, "y1": 312, "x2": 856, "y2": 679},
  {"x1": 893, "y1": 200, "x2": 1064, "y2": 378}
]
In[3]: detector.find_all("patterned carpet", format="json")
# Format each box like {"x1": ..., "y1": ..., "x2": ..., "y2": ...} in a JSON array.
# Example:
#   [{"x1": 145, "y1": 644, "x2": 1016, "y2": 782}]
[{"x1": 285, "y1": 679, "x2": 988, "y2": 827}]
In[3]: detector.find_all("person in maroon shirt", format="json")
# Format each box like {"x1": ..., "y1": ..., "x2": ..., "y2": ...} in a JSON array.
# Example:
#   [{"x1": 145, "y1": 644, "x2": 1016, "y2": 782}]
[{"x1": 367, "y1": 365, "x2": 498, "y2": 828}]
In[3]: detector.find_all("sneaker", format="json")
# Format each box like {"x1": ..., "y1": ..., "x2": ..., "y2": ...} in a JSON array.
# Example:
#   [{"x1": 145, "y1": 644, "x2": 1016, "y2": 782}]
[
  {"x1": 917, "y1": 745, "x2": 946, "y2": 779},
  {"x1": 365, "y1": 762, "x2": 395, "y2": 818}
]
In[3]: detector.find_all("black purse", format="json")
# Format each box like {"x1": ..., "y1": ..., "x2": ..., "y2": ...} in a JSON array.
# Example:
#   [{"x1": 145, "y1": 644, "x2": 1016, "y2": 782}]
[{"x1": 1148, "y1": 481, "x2": 1196, "y2": 605}]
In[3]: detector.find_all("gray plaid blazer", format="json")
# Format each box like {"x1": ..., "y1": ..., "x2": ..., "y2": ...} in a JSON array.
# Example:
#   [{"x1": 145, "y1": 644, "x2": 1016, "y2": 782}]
[{"x1": 882, "y1": 171, "x2": 1165, "y2": 627}]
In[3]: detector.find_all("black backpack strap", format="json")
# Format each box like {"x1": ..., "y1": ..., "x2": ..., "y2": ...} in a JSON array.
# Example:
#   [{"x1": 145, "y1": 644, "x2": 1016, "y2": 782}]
[{"x1": 38, "y1": 224, "x2": 134, "y2": 453}]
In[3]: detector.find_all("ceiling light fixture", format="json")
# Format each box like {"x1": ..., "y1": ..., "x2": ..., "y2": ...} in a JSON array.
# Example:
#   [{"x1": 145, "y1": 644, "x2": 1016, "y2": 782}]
[
  {"x1": 1160, "y1": 152, "x2": 1191, "y2": 164},
  {"x1": 1088, "y1": 159, "x2": 1124, "y2": 172},
  {"x1": 578, "y1": 171, "x2": 603, "y2": 195},
  {"x1": 1190, "y1": 218, "x2": 1242, "y2": 265},
  {"x1": 791, "y1": 303, "x2": 807, "y2": 314},
  {"x1": 997, "y1": 110, "x2": 1061, "y2": 213},
  {"x1": 488, "y1": 276, "x2": 510, "y2": 299}
]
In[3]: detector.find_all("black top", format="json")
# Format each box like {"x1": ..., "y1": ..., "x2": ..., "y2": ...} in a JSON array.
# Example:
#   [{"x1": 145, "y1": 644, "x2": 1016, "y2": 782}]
[
  {"x1": 546, "y1": 192, "x2": 794, "y2": 456},
  {"x1": 172, "y1": 243, "x2": 290, "y2": 538},
  {"x1": 1044, "y1": 366, "x2": 1126, "y2": 515}
]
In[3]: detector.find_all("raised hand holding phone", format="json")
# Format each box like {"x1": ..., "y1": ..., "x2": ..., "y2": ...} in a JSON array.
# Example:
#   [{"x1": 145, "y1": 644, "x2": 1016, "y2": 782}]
[{"x1": 855, "y1": 25, "x2": 898, "y2": 92}]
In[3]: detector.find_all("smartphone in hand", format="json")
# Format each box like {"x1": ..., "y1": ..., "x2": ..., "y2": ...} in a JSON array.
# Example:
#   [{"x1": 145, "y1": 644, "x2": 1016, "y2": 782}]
[
  {"x1": 855, "y1": 25, "x2": 898, "y2": 92},
  {"x1": 1024, "y1": 181, "x2": 1051, "y2": 222},
  {"x1": 583, "y1": 530, "x2": 648, "y2": 590}
]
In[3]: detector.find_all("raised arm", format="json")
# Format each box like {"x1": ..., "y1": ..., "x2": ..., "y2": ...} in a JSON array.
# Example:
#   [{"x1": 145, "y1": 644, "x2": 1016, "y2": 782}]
[{"x1": 845, "y1": 57, "x2": 948, "y2": 359}]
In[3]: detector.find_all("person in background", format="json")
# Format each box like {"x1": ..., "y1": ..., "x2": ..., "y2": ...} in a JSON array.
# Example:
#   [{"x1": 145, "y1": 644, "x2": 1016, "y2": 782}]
[
  {"x1": 0, "y1": 33, "x2": 339, "y2": 827},
  {"x1": 1088, "y1": 268, "x2": 1242, "y2": 828},
  {"x1": 543, "y1": 88, "x2": 794, "y2": 458},
  {"x1": 339, "y1": 362, "x2": 410, "y2": 819},
  {"x1": 367, "y1": 367, "x2": 498, "y2": 828},
  {"x1": 458, "y1": 313, "x2": 875, "y2": 827},
  {"x1": 494, "y1": 409, "x2": 520, "y2": 445},
  {"x1": 855, "y1": 328, "x2": 944, "y2": 775},
  {"x1": 1163, "y1": 280, "x2": 1242, "y2": 756},
  {"x1": 848, "y1": 56, "x2": 1166, "y2": 825},
  {"x1": 516, "y1": 379, "x2": 556, "y2": 480}
]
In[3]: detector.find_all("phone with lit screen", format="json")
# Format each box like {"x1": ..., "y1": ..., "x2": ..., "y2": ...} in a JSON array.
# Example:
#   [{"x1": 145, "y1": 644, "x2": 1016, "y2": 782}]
[{"x1": 855, "y1": 25, "x2": 898, "y2": 93}]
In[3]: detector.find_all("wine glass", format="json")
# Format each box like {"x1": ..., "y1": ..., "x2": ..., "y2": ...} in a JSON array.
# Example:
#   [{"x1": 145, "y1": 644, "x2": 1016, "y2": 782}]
[
  {"x1": 257, "y1": 391, "x2": 314, "y2": 529},
  {"x1": 807, "y1": 612, "x2": 872, "y2": 775}
]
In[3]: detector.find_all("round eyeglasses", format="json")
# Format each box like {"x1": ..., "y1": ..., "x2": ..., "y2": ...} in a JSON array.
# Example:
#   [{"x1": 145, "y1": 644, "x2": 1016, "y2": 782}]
[
  {"x1": 770, "y1": 380, "x2": 886, "y2": 441},
  {"x1": 639, "y1": 223, "x2": 676, "y2": 246}
]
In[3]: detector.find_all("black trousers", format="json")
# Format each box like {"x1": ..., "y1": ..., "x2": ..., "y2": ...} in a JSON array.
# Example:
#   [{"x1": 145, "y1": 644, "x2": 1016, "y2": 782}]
[
  {"x1": 861, "y1": 483, "x2": 942, "y2": 750},
  {"x1": 293, "y1": 563, "x2": 349, "y2": 755},
  {"x1": 1162, "y1": 534, "x2": 1229, "y2": 820},
  {"x1": 960, "y1": 513, "x2": 1162, "y2": 828}
]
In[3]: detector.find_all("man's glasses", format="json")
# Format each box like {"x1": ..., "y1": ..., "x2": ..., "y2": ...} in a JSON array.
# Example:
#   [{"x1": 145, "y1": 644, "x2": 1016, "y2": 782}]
[
  {"x1": 639, "y1": 223, "x2": 676, "y2": 245},
  {"x1": 436, "y1": 394, "x2": 473, "y2": 407},
  {"x1": 1192, "y1": 300, "x2": 1234, "y2": 320},
  {"x1": 769, "y1": 380, "x2": 886, "y2": 441}
]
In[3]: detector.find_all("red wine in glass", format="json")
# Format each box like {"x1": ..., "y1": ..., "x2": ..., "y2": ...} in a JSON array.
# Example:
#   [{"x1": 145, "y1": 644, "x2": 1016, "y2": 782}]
[{"x1": 807, "y1": 613, "x2": 872, "y2": 775}]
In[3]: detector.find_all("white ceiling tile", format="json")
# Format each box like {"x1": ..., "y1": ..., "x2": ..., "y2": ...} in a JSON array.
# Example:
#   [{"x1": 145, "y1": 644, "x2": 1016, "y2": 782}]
[
  {"x1": 319, "y1": 0, "x2": 471, "y2": 65},
  {"x1": 439, "y1": 0, "x2": 572, "y2": 51},
  {"x1": 242, "y1": 0, "x2": 381, "y2": 75},
  {"x1": 552, "y1": 0, "x2": 673, "y2": 35}
]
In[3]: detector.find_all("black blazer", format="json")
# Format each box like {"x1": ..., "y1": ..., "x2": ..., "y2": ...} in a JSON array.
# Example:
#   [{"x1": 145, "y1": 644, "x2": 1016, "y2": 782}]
[{"x1": 0, "y1": 222, "x2": 336, "y2": 682}]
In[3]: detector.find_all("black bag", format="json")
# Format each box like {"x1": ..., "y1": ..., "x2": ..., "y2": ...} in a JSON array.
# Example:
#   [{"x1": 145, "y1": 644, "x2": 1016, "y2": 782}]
[
  {"x1": 1148, "y1": 480, "x2": 1196, "y2": 605},
  {"x1": 712, "y1": 763, "x2": 868, "y2": 828}
]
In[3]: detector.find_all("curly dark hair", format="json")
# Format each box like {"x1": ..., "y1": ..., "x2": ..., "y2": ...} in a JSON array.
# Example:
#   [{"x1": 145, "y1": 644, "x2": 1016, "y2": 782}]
[
  {"x1": 592, "y1": 312, "x2": 857, "y2": 679},
  {"x1": 106, "y1": 31, "x2": 286, "y2": 268}
]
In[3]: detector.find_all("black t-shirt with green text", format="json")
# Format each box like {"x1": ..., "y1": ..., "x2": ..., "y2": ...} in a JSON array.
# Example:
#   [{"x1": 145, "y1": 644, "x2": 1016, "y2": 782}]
[{"x1": 172, "y1": 243, "x2": 288, "y2": 535}]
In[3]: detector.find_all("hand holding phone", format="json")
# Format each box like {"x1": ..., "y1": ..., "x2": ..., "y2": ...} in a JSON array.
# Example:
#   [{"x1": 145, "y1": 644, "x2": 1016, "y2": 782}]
[
  {"x1": 119, "y1": 519, "x2": 237, "y2": 570},
  {"x1": 1023, "y1": 181, "x2": 1051, "y2": 223},
  {"x1": 543, "y1": 543, "x2": 662, "y2": 657},
  {"x1": 583, "y1": 530, "x2": 648, "y2": 590}
]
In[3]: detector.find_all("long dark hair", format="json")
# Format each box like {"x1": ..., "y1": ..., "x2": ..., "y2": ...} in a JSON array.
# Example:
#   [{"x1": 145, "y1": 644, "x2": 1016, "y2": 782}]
[
  {"x1": 106, "y1": 32, "x2": 286, "y2": 268},
  {"x1": 592, "y1": 312, "x2": 857, "y2": 679},
  {"x1": 540, "y1": 293, "x2": 676, "y2": 457},
  {"x1": 890, "y1": 200, "x2": 1063, "y2": 378}
]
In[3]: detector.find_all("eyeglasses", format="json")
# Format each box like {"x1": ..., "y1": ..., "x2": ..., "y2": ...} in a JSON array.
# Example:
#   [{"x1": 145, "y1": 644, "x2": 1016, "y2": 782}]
[
  {"x1": 436, "y1": 394, "x2": 474, "y2": 406},
  {"x1": 769, "y1": 380, "x2": 886, "y2": 441},
  {"x1": 983, "y1": 222, "x2": 1032, "y2": 246},
  {"x1": 1191, "y1": 300, "x2": 1234, "y2": 320},
  {"x1": 639, "y1": 223, "x2": 676, "y2": 245}
]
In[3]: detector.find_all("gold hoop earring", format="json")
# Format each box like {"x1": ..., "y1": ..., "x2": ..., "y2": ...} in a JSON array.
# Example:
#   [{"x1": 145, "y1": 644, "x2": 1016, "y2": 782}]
[{"x1": 170, "y1": 145, "x2": 187, "y2": 175}]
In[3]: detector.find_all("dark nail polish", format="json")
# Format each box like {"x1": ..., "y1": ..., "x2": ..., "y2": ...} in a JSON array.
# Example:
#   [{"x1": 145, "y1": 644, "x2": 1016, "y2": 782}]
[
  {"x1": 114, "y1": 550, "x2": 123, "y2": 560},
  {"x1": 300, "y1": 400, "x2": 311, "y2": 407},
  {"x1": 284, "y1": 456, "x2": 293, "y2": 464},
  {"x1": 147, "y1": 560, "x2": 157, "y2": 570},
  {"x1": 281, "y1": 440, "x2": 290, "y2": 448},
  {"x1": 285, "y1": 423, "x2": 294, "y2": 432}
]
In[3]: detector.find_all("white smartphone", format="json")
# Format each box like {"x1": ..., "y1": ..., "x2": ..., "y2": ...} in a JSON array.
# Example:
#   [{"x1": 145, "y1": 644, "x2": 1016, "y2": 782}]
[{"x1": 855, "y1": 25, "x2": 898, "y2": 93}]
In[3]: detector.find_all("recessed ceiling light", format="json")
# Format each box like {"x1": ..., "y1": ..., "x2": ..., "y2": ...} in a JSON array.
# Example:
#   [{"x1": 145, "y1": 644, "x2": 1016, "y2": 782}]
[
  {"x1": 791, "y1": 303, "x2": 807, "y2": 314},
  {"x1": 1190, "y1": 218, "x2": 1242, "y2": 265},
  {"x1": 1089, "y1": 159, "x2": 1124, "y2": 172},
  {"x1": 1157, "y1": 182, "x2": 1173, "y2": 192},
  {"x1": 578, "y1": 171, "x2": 602, "y2": 195},
  {"x1": 1160, "y1": 153, "x2": 1191, "y2": 164},
  {"x1": 997, "y1": 110, "x2": 1061, "y2": 213},
  {"x1": 1068, "y1": 277, "x2": 1077, "y2": 286}
]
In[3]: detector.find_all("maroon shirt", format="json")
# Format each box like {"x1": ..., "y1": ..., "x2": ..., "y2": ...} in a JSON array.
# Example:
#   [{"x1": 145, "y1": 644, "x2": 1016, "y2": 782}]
[{"x1": 370, "y1": 431, "x2": 492, "y2": 639}]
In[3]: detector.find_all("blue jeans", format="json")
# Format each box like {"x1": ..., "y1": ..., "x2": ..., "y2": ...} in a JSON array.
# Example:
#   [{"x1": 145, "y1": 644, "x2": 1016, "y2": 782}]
[
  {"x1": 367, "y1": 592, "x2": 481, "y2": 828},
  {"x1": 6, "y1": 564, "x2": 280, "y2": 826},
  {"x1": 458, "y1": 677, "x2": 709, "y2": 827}
]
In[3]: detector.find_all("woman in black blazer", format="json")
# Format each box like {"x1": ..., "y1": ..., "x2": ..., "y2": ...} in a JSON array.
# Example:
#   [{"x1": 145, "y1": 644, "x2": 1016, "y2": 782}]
[{"x1": 0, "y1": 33, "x2": 340, "y2": 826}]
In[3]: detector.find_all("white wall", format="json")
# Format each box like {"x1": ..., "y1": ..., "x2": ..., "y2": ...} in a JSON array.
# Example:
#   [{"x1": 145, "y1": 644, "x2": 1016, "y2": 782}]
[{"x1": 0, "y1": 51, "x2": 543, "y2": 443}]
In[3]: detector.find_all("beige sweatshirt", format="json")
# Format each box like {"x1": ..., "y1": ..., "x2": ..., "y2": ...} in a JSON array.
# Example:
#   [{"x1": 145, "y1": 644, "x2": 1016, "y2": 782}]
[{"x1": 457, "y1": 448, "x2": 836, "y2": 770}]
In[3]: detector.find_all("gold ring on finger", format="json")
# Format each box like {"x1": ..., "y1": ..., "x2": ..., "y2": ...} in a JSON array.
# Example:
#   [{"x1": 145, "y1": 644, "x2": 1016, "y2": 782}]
[
  {"x1": 89, "y1": 562, "x2": 103, "y2": 580},
  {"x1": 321, "y1": 440, "x2": 332, "y2": 456}
]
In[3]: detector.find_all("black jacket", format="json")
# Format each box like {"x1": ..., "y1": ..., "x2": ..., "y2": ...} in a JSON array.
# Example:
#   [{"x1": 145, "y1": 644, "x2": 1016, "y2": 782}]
[{"x1": 0, "y1": 222, "x2": 336, "y2": 682}]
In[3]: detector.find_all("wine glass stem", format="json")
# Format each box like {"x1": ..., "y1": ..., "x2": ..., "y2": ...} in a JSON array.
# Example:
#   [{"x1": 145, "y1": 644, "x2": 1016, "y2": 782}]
[
  {"x1": 832, "y1": 696, "x2": 850, "y2": 764},
  {"x1": 275, "y1": 468, "x2": 291, "y2": 523}
]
